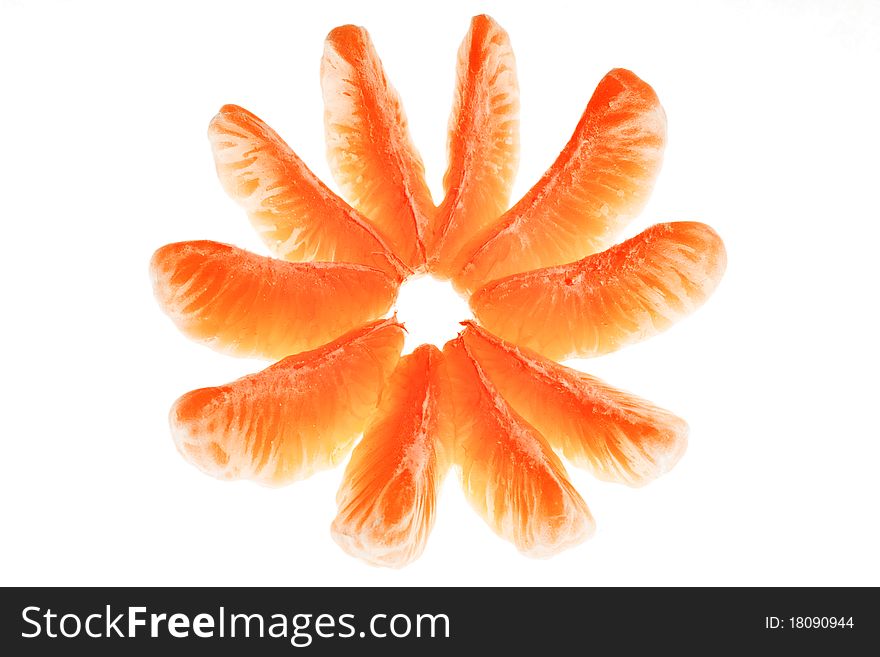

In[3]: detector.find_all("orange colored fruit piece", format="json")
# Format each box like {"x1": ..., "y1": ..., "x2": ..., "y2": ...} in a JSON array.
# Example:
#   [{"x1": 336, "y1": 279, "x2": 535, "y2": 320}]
[
  {"x1": 454, "y1": 68, "x2": 666, "y2": 293},
  {"x1": 460, "y1": 322, "x2": 688, "y2": 486},
  {"x1": 470, "y1": 222, "x2": 727, "y2": 361},
  {"x1": 442, "y1": 336, "x2": 594, "y2": 556},
  {"x1": 322, "y1": 25, "x2": 435, "y2": 271},
  {"x1": 332, "y1": 345, "x2": 450, "y2": 568},
  {"x1": 429, "y1": 14, "x2": 519, "y2": 278},
  {"x1": 170, "y1": 318, "x2": 405, "y2": 486},
  {"x1": 208, "y1": 104, "x2": 407, "y2": 281},
  {"x1": 150, "y1": 240, "x2": 399, "y2": 360}
]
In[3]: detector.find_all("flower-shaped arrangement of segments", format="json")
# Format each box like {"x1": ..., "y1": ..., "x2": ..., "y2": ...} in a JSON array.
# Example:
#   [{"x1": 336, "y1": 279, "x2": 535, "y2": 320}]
[{"x1": 150, "y1": 15, "x2": 726, "y2": 567}]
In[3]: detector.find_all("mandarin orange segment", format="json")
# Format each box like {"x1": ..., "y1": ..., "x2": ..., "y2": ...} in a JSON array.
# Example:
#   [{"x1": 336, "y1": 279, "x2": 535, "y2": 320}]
[
  {"x1": 453, "y1": 68, "x2": 666, "y2": 293},
  {"x1": 332, "y1": 345, "x2": 450, "y2": 568},
  {"x1": 170, "y1": 318, "x2": 405, "y2": 486},
  {"x1": 428, "y1": 14, "x2": 519, "y2": 278},
  {"x1": 321, "y1": 25, "x2": 435, "y2": 271},
  {"x1": 150, "y1": 240, "x2": 399, "y2": 360},
  {"x1": 470, "y1": 222, "x2": 727, "y2": 361},
  {"x1": 208, "y1": 104, "x2": 407, "y2": 281},
  {"x1": 460, "y1": 323, "x2": 688, "y2": 486},
  {"x1": 442, "y1": 337, "x2": 594, "y2": 557}
]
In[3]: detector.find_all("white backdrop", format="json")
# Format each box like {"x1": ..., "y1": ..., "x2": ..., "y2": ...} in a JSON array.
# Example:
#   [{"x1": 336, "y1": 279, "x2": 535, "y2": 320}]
[{"x1": 2, "y1": 0, "x2": 878, "y2": 586}]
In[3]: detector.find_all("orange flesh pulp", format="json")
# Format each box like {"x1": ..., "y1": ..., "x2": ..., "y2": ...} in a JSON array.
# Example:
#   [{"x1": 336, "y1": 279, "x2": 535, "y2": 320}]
[
  {"x1": 453, "y1": 68, "x2": 667, "y2": 294},
  {"x1": 442, "y1": 336, "x2": 594, "y2": 556},
  {"x1": 208, "y1": 104, "x2": 408, "y2": 281},
  {"x1": 460, "y1": 322, "x2": 688, "y2": 486},
  {"x1": 150, "y1": 240, "x2": 399, "y2": 360},
  {"x1": 429, "y1": 14, "x2": 520, "y2": 279},
  {"x1": 470, "y1": 222, "x2": 727, "y2": 361},
  {"x1": 170, "y1": 318, "x2": 404, "y2": 486},
  {"x1": 322, "y1": 25, "x2": 435, "y2": 272},
  {"x1": 332, "y1": 345, "x2": 450, "y2": 568},
  {"x1": 150, "y1": 14, "x2": 731, "y2": 566}
]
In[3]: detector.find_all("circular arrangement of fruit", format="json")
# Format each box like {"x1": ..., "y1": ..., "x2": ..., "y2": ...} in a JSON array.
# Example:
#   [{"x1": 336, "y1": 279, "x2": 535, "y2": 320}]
[{"x1": 150, "y1": 15, "x2": 726, "y2": 567}]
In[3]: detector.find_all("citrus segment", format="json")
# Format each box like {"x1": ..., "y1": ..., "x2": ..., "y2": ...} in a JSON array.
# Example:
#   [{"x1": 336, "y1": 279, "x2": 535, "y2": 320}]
[
  {"x1": 322, "y1": 25, "x2": 434, "y2": 271},
  {"x1": 460, "y1": 323, "x2": 688, "y2": 486},
  {"x1": 454, "y1": 68, "x2": 666, "y2": 293},
  {"x1": 170, "y1": 318, "x2": 405, "y2": 486},
  {"x1": 470, "y1": 222, "x2": 726, "y2": 360},
  {"x1": 442, "y1": 337, "x2": 594, "y2": 556},
  {"x1": 208, "y1": 104, "x2": 407, "y2": 280},
  {"x1": 150, "y1": 241, "x2": 399, "y2": 360},
  {"x1": 429, "y1": 14, "x2": 519, "y2": 278},
  {"x1": 332, "y1": 345, "x2": 450, "y2": 568}
]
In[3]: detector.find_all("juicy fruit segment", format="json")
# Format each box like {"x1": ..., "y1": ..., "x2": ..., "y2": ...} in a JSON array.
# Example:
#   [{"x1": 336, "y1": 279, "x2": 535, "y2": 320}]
[
  {"x1": 208, "y1": 104, "x2": 407, "y2": 281},
  {"x1": 454, "y1": 68, "x2": 666, "y2": 293},
  {"x1": 332, "y1": 345, "x2": 449, "y2": 568},
  {"x1": 442, "y1": 337, "x2": 594, "y2": 556},
  {"x1": 170, "y1": 318, "x2": 405, "y2": 486},
  {"x1": 470, "y1": 222, "x2": 727, "y2": 361},
  {"x1": 150, "y1": 240, "x2": 399, "y2": 360},
  {"x1": 429, "y1": 14, "x2": 519, "y2": 278},
  {"x1": 460, "y1": 323, "x2": 688, "y2": 486},
  {"x1": 322, "y1": 25, "x2": 435, "y2": 271}
]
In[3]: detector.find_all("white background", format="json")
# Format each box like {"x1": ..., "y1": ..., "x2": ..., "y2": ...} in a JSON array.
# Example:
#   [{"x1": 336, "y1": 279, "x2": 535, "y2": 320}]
[{"x1": 2, "y1": 0, "x2": 879, "y2": 586}]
